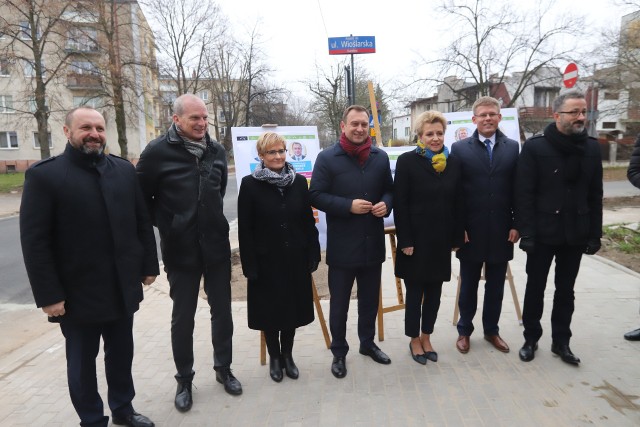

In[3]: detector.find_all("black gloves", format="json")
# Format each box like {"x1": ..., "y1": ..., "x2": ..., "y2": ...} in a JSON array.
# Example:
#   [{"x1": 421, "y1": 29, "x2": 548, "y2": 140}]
[
  {"x1": 519, "y1": 237, "x2": 535, "y2": 253},
  {"x1": 308, "y1": 260, "x2": 319, "y2": 273},
  {"x1": 584, "y1": 238, "x2": 601, "y2": 255}
]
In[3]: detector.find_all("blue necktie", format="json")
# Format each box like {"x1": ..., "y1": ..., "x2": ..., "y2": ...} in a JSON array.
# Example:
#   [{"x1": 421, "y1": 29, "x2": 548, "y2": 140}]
[{"x1": 484, "y1": 139, "x2": 492, "y2": 164}]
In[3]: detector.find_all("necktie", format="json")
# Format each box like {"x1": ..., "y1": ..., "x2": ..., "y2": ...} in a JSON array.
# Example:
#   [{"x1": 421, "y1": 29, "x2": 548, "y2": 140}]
[{"x1": 484, "y1": 139, "x2": 492, "y2": 164}]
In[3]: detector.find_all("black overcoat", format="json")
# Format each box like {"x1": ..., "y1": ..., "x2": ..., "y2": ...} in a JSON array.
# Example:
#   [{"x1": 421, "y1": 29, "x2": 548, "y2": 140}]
[
  {"x1": 393, "y1": 150, "x2": 465, "y2": 283},
  {"x1": 628, "y1": 134, "x2": 640, "y2": 189},
  {"x1": 20, "y1": 144, "x2": 159, "y2": 323},
  {"x1": 309, "y1": 143, "x2": 393, "y2": 267},
  {"x1": 515, "y1": 133, "x2": 603, "y2": 245},
  {"x1": 136, "y1": 126, "x2": 230, "y2": 269},
  {"x1": 238, "y1": 174, "x2": 320, "y2": 330},
  {"x1": 452, "y1": 129, "x2": 519, "y2": 263}
]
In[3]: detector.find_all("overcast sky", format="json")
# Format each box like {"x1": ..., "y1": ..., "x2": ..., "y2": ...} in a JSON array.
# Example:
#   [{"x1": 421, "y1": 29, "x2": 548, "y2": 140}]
[{"x1": 152, "y1": 0, "x2": 638, "y2": 113}]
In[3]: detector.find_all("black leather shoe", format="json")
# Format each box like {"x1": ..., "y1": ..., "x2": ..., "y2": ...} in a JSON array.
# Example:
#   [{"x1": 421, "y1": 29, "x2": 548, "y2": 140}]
[
  {"x1": 269, "y1": 357, "x2": 283, "y2": 382},
  {"x1": 174, "y1": 372, "x2": 193, "y2": 412},
  {"x1": 282, "y1": 354, "x2": 299, "y2": 379},
  {"x1": 359, "y1": 344, "x2": 391, "y2": 364},
  {"x1": 216, "y1": 368, "x2": 243, "y2": 395},
  {"x1": 518, "y1": 341, "x2": 538, "y2": 362},
  {"x1": 112, "y1": 411, "x2": 155, "y2": 427},
  {"x1": 551, "y1": 342, "x2": 580, "y2": 365},
  {"x1": 331, "y1": 356, "x2": 347, "y2": 378},
  {"x1": 624, "y1": 328, "x2": 640, "y2": 341},
  {"x1": 425, "y1": 351, "x2": 438, "y2": 363}
]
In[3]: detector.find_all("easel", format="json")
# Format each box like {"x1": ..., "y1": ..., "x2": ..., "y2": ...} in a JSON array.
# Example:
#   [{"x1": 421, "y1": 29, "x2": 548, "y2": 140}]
[
  {"x1": 451, "y1": 263, "x2": 522, "y2": 325},
  {"x1": 259, "y1": 276, "x2": 331, "y2": 365},
  {"x1": 377, "y1": 227, "x2": 406, "y2": 341}
]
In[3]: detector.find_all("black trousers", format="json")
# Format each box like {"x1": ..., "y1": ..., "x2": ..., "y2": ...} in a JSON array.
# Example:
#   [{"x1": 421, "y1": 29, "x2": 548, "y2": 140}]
[
  {"x1": 404, "y1": 280, "x2": 443, "y2": 337},
  {"x1": 522, "y1": 243, "x2": 584, "y2": 345},
  {"x1": 59, "y1": 316, "x2": 135, "y2": 427},
  {"x1": 328, "y1": 264, "x2": 382, "y2": 357},
  {"x1": 457, "y1": 260, "x2": 508, "y2": 336},
  {"x1": 166, "y1": 258, "x2": 233, "y2": 377},
  {"x1": 263, "y1": 329, "x2": 296, "y2": 358}
]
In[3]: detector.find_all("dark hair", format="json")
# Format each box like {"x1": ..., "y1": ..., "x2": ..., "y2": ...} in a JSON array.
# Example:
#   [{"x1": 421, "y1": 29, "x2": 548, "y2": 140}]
[
  {"x1": 341, "y1": 105, "x2": 369, "y2": 123},
  {"x1": 64, "y1": 106, "x2": 97, "y2": 127},
  {"x1": 552, "y1": 90, "x2": 585, "y2": 113}
]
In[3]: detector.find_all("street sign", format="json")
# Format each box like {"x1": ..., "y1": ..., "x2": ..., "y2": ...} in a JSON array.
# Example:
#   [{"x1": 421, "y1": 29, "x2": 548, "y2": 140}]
[
  {"x1": 563, "y1": 63, "x2": 578, "y2": 88},
  {"x1": 328, "y1": 36, "x2": 376, "y2": 55}
]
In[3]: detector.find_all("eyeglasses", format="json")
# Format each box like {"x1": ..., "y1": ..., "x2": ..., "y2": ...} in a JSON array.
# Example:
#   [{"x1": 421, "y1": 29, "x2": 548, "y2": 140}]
[
  {"x1": 558, "y1": 110, "x2": 587, "y2": 118},
  {"x1": 265, "y1": 149, "x2": 287, "y2": 156},
  {"x1": 474, "y1": 113, "x2": 500, "y2": 119}
]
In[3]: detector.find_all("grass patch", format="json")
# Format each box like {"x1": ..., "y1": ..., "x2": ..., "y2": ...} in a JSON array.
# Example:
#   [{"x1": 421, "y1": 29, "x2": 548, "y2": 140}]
[
  {"x1": 0, "y1": 172, "x2": 25, "y2": 193},
  {"x1": 602, "y1": 224, "x2": 640, "y2": 254}
]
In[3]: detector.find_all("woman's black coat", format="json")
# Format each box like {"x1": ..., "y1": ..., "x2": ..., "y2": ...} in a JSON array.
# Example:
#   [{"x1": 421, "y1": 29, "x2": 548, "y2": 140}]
[
  {"x1": 238, "y1": 173, "x2": 320, "y2": 331},
  {"x1": 393, "y1": 150, "x2": 465, "y2": 283}
]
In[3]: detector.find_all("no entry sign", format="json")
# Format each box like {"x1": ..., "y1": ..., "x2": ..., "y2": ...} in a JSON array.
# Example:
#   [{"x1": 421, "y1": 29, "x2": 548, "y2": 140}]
[{"x1": 563, "y1": 63, "x2": 578, "y2": 88}]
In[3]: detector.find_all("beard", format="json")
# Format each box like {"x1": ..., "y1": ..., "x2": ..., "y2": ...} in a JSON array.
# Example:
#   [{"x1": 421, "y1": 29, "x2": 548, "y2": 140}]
[{"x1": 79, "y1": 137, "x2": 105, "y2": 155}]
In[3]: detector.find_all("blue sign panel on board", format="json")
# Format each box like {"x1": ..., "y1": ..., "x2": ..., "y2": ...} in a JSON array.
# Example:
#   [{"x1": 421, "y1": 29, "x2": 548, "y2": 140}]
[{"x1": 328, "y1": 36, "x2": 376, "y2": 55}]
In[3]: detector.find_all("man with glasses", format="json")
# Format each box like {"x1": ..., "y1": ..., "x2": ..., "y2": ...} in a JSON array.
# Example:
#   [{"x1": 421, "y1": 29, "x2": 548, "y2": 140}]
[
  {"x1": 310, "y1": 105, "x2": 393, "y2": 379},
  {"x1": 136, "y1": 94, "x2": 242, "y2": 413},
  {"x1": 516, "y1": 90, "x2": 603, "y2": 365},
  {"x1": 451, "y1": 96, "x2": 520, "y2": 355}
]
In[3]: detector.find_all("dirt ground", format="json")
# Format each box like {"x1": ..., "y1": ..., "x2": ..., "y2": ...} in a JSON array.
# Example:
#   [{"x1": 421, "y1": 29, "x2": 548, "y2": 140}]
[{"x1": 229, "y1": 195, "x2": 640, "y2": 301}]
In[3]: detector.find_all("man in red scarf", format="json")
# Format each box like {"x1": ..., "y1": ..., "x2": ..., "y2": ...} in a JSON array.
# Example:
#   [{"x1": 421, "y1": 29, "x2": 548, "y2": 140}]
[{"x1": 310, "y1": 105, "x2": 394, "y2": 379}]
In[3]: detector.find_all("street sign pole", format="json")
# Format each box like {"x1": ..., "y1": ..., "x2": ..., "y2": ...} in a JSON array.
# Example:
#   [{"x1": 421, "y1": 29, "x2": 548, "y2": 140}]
[{"x1": 351, "y1": 50, "x2": 355, "y2": 105}]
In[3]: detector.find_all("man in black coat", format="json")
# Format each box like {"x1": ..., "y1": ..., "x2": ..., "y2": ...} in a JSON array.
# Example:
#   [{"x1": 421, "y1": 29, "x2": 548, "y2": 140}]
[
  {"x1": 310, "y1": 105, "x2": 394, "y2": 379},
  {"x1": 451, "y1": 97, "x2": 520, "y2": 355},
  {"x1": 136, "y1": 94, "x2": 241, "y2": 412},
  {"x1": 20, "y1": 107, "x2": 159, "y2": 427},
  {"x1": 624, "y1": 134, "x2": 640, "y2": 341},
  {"x1": 516, "y1": 90, "x2": 603, "y2": 365}
]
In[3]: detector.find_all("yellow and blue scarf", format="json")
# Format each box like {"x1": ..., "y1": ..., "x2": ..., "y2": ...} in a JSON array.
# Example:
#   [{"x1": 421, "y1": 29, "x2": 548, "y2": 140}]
[{"x1": 416, "y1": 142, "x2": 449, "y2": 173}]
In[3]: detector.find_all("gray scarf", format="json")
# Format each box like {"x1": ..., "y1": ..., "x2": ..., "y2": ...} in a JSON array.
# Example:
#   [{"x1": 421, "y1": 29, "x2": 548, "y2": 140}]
[
  {"x1": 252, "y1": 162, "x2": 296, "y2": 188},
  {"x1": 175, "y1": 124, "x2": 206, "y2": 159}
]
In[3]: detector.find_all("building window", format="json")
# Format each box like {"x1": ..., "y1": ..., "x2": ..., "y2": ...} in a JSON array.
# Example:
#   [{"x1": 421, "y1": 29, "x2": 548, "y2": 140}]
[
  {"x1": 0, "y1": 58, "x2": 10, "y2": 76},
  {"x1": 66, "y1": 27, "x2": 98, "y2": 52},
  {"x1": 0, "y1": 131, "x2": 18, "y2": 149},
  {"x1": 69, "y1": 60, "x2": 98, "y2": 75},
  {"x1": 33, "y1": 132, "x2": 52, "y2": 149},
  {"x1": 534, "y1": 87, "x2": 560, "y2": 108},
  {"x1": 393, "y1": 128, "x2": 397, "y2": 139},
  {"x1": 602, "y1": 122, "x2": 617, "y2": 129},
  {"x1": 218, "y1": 110, "x2": 229, "y2": 122},
  {"x1": 162, "y1": 91, "x2": 177, "y2": 105},
  {"x1": 199, "y1": 91, "x2": 208, "y2": 101},
  {"x1": 24, "y1": 60, "x2": 45, "y2": 78},
  {"x1": 19, "y1": 21, "x2": 39, "y2": 40},
  {"x1": 73, "y1": 96, "x2": 101, "y2": 108},
  {"x1": 404, "y1": 127, "x2": 410, "y2": 137},
  {"x1": 222, "y1": 92, "x2": 232, "y2": 103},
  {"x1": 0, "y1": 95, "x2": 13, "y2": 113},
  {"x1": 28, "y1": 97, "x2": 49, "y2": 113}
]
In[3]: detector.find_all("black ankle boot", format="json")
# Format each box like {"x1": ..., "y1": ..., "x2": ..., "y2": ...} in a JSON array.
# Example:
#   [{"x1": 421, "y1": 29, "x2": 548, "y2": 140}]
[
  {"x1": 282, "y1": 354, "x2": 299, "y2": 379},
  {"x1": 174, "y1": 371, "x2": 194, "y2": 412},
  {"x1": 269, "y1": 356, "x2": 283, "y2": 382}
]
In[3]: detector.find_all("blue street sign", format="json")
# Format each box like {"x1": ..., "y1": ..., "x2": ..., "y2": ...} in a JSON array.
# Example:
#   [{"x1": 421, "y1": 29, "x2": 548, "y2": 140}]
[{"x1": 328, "y1": 36, "x2": 376, "y2": 55}]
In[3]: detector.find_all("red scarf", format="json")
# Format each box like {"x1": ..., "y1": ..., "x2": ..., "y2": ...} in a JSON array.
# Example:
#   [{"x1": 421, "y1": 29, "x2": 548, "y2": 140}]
[{"x1": 339, "y1": 133, "x2": 372, "y2": 166}]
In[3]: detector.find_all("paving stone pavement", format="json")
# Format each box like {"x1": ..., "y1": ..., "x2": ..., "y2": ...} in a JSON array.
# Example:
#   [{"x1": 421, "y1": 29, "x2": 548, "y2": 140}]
[{"x1": 1, "y1": 245, "x2": 639, "y2": 426}]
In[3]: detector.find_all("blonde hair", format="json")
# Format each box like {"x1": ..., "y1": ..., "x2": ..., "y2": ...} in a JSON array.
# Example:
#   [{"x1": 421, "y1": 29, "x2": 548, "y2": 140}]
[
  {"x1": 256, "y1": 132, "x2": 286, "y2": 156},
  {"x1": 472, "y1": 96, "x2": 501, "y2": 115},
  {"x1": 414, "y1": 110, "x2": 447, "y2": 137}
]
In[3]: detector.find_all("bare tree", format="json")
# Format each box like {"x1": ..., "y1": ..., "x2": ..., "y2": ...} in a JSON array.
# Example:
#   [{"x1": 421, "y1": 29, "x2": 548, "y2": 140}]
[
  {"x1": 305, "y1": 61, "x2": 348, "y2": 147},
  {"x1": 141, "y1": 0, "x2": 221, "y2": 95},
  {"x1": 412, "y1": 0, "x2": 585, "y2": 108},
  {"x1": 0, "y1": 0, "x2": 74, "y2": 159}
]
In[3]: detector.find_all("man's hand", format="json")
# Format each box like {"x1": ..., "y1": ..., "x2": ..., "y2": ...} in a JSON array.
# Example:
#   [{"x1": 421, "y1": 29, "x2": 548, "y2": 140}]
[
  {"x1": 508, "y1": 229, "x2": 520, "y2": 243},
  {"x1": 584, "y1": 238, "x2": 601, "y2": 255},
  {"x1": 142, "y1": 276, "x2": 156, "y2": 286},
  {"x1": 350, "y1": 199, "x2": 373, "y2": 214},
  {"x1": 43, "y1": 301, "x2": 66, "y2": 317},
  {"x1": 401, "y1": 247, "x2": 414, "y2": 256},
  {"x1": 464, "y1": 231, "x2": 469, "y2": 243},
  {"x1": 519, "y1": 237, "x2": 535, "y2": 253},
  {"x1": 371, "y1": 201, "x2": 387, "y2": 217}
]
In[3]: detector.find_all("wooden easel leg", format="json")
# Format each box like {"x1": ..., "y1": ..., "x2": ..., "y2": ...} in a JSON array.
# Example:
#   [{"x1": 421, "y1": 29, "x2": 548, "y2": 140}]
[
  {"x1": 378, "y1": 284, "x2": 384, "y2": 341},
  {"x1": 311, "y1": 276, "x2": 331, "y2": 348},
  {"x1": 453, "y1": 272, "x2": 462, "y2": 326},
  {"x1": 260, "y1": 331, "x2": 266, "y2": 366},
  {"x1": 506, "y1": 263, "x2": 523, "y2": 325}
]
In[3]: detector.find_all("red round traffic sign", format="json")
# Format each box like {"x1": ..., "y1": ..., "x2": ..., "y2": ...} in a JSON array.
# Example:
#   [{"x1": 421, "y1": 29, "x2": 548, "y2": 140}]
[{"x1": 563, "y1": 62, "x2": 578, "y2": 88}]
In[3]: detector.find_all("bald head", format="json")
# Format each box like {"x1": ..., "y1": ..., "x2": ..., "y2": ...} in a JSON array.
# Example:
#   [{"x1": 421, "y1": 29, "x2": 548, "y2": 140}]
[{"x1": 172, "y1": 94, "x2": 209, "y2": 141}]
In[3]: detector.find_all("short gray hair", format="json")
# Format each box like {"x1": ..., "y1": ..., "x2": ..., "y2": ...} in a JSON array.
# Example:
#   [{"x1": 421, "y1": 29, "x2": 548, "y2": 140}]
[
  {"x1": 173, "y1": 93, "x2": 202, "y2": 116},
  {"x1": 552, "y1": 90, "x2": 585, "y2": 113}
]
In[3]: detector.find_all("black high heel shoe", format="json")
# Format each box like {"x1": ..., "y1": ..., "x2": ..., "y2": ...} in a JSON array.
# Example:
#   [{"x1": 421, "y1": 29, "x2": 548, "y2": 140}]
[{"x1": 282, "y1": 354, "x2": 299, "y2": 379}]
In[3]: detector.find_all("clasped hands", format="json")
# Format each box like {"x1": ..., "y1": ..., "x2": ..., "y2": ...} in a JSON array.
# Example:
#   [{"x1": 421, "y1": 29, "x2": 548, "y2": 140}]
[{"x1": 351, "y1": 199, "x2": 387, "y2": 217}]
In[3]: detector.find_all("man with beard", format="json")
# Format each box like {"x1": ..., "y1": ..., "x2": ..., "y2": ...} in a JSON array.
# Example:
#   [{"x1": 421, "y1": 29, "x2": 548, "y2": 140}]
[
  {"x1": 136, "y1": 94, "x2": 241, "y2": 412},
  {"x1": 310, "y1": 105, "x2": 393, "y2": 379},
  {"x1": 20, "y1": 107, "x2": 159, "y2": 427},
  {"x1": 516, "y1": 91, "x2": 603, "y2": 365}
]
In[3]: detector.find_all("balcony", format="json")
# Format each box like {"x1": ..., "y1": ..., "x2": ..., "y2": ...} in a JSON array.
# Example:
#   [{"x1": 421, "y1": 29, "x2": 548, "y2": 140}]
[
  {"x1": 518, "y1": 107, "x2": 553, "y2": 119},
  {"x1": 66, "y1": 73, "x2": 102, "y2": 89}
]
